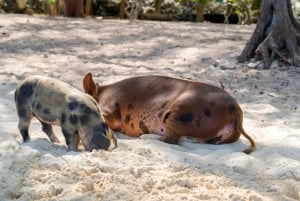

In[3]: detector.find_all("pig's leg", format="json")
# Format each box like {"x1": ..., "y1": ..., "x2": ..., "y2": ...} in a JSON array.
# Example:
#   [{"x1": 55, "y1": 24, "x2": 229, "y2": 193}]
[
  {"x1": 41, "y1": 122, "x2": 60, "y2": 143},
  {"x1": 18, "y1": 120, "x2": 31, "y2": 142},
  {"x1": 15, "y1": 82, "x2": 35, "y2": 142},
  {"x1": 61, "y1": 127, "x2": 80, "y2": 151},
  {"x1": 17, "y1": 107, "x2": 33, "y2": 142}
]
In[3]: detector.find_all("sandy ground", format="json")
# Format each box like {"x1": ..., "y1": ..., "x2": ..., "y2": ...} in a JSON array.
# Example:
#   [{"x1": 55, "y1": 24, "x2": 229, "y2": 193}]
[{"x1": 0, "y1": 14, "x2": 299, "y2": 201}]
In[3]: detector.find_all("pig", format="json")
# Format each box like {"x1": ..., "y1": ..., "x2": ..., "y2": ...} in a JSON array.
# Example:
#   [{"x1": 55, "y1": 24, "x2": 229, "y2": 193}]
[
  {"x1": 15, "y1": 75, "x2": 117, "y2": 151},
  {"x1": 83, "y1": 73, "x2": 256, "y2": 154}
]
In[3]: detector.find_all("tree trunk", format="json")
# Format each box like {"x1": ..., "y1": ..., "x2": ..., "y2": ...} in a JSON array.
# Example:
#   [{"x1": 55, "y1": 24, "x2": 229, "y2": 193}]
[
  {"x1": 119, "y1": 0, "x2": 126, "y2": 19},
  {"x1": 196, "y1": 2, "x2": 205, "y2": 22},
  {"x1": 64, "y1": 0, "x2": 84, "y2": 17},
  {"x1": 16, "y1": 0, "x2": 28, "y2": 10},
  {"x1": 124, "y1": 0, "x2": 141, "y2": 21},
  {"x1": 154, "y1": 0, "x2": 161, "y2": 14},
  {"x1": 238, "y1": 0, "x2": 300, "y2": 69},
  {"x1": 49, "y1": 3, "x2": 57, "y2": 16},
  {"x1": 85, "y1": 0, "x2": 93, "y2": 16},
  {"x1": 57, "y1": 0, "x2": 65, "y2": 15}
]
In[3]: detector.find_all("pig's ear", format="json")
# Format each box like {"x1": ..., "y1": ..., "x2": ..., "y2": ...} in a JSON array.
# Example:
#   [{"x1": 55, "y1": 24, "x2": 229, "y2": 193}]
[{"x1": 83, "y1": 72, "x2": 96, "y2": 95}]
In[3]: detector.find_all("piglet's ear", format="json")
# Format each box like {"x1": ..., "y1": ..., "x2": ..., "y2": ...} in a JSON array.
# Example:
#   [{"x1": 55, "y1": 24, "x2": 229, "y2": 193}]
[{"x1": 83, "y1": 72, "x2": 96, "y2": 95}]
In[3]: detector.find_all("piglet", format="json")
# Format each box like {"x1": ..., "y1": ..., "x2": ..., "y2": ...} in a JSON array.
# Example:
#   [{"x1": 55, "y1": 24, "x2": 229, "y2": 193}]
[{"x1": 15, "y1": 75, "x2": 117, "y2": 151}]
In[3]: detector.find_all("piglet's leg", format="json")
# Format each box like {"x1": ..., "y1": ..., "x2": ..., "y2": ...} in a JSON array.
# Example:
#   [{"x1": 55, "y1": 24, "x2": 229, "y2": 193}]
[
  {"x1": 41, "y1": 122, "x2": 60, "y2": 143},
  {"x1": 17, "y1": 108, "x2": 32, "y2": 142},
  {"x1": 61, "y1": 127, "x2": 80, "y2": 151},
  {"x1": 18, "y1": 120, "x2": 30, "y2": 142}
]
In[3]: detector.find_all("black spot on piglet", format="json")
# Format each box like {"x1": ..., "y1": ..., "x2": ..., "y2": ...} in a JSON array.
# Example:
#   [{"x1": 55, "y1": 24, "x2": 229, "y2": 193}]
[
  {"x1": 61, "y1": 113, "x2": 66, "y2": 124},
  {"x1": 16, "y1": 83, "x2": 34, "y2": 104},
  {"x1": 17, "y1": 108, "x2": 27, "y2": 118},
  {"x1": 79, "y1": 103, "x2": 92, "y2": 114},
  {"x1": 43, "y1": 108, "x2": 51, "y2": 115},
  {"x1": 79, "y1": 114, "x2": 89, "y2": 125},
  {"x1": 69, "y1": 114, "x2": 78, "y2": 125},
  {"x1": 68, "y1": 101, "x2": 78, "y2": 110},
  {"x1": 35, "y1": 102, "x2": 42, "y2": 110},
  {"x1": 93, "y1": 123, "x2": 108, "y2": 133}
]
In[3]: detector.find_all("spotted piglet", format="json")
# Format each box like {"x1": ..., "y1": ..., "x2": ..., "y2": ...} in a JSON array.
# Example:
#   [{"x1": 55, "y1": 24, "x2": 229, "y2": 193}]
[{"x1": 15, "y1": 75, "x2": 117, "y2": 151}]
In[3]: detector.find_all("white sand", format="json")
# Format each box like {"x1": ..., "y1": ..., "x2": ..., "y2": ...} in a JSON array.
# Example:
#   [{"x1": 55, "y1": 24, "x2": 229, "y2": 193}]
[{"x1": 0, "y1": 14, "x2": 299, "y2": 201}]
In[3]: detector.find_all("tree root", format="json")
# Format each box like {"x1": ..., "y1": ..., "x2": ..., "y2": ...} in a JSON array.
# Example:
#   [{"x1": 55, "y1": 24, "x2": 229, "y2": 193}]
[{"x1": 238, "y1": 0, "x2": 300, "y2": 69}]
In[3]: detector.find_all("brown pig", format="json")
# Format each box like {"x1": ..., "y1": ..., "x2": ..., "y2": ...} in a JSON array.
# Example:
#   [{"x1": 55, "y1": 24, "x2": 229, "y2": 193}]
[{"x1": 83, "y1": 73, "x2": 255, "y2": 154}]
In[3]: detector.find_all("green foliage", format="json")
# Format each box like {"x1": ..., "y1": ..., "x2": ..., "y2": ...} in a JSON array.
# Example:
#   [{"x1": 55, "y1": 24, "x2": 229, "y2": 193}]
[
  {"x1": 227, "y1": 0, "x2": 261, "y2": 23},
  {"x1": 198, "y1": 0, "x2": 212, "y2": 3},
  {"x1": 48, "y1": 0, "x2": 56, "y2": 4},
  {"x1": 174, "y1": 0, "x2": 261, "y2": 24},
  {"x1": 176, "y1": 0, "x2": 212, "y2": 4},
  {"x1": 227, "y1": 0, "x2": 261, "y2": 12},
  {"x1": 250, "y1": 0, "x2": 261, "y2": 10}
]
